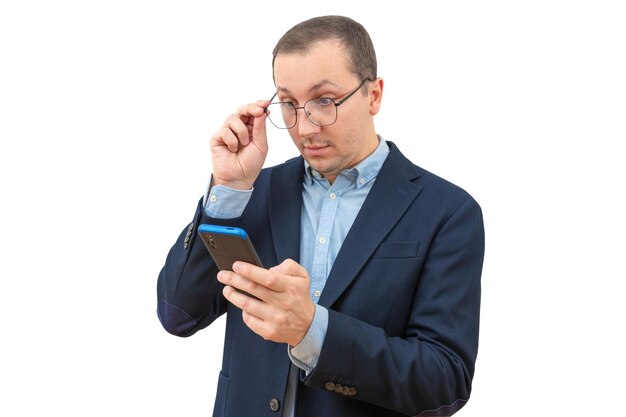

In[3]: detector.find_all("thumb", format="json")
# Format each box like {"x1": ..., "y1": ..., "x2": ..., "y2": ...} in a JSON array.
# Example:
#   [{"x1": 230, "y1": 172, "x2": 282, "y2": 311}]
[{"x1": 271, "y1": 259, "x2": 308, "y2": 279}]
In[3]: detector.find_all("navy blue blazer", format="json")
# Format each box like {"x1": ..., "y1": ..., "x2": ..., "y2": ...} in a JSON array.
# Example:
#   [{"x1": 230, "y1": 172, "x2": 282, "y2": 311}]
[{"x1": 157, "y1": 142, "x2": 485, "y2": 417}]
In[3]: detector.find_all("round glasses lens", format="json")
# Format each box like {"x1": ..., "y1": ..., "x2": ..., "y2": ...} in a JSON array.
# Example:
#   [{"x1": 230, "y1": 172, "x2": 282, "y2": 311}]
[
  {"x1": 304, "y1": 98, "x2": 337, "y2": 127},
  {"x1": 266, "y1": 103, "x2": 296, "y2": 129}
]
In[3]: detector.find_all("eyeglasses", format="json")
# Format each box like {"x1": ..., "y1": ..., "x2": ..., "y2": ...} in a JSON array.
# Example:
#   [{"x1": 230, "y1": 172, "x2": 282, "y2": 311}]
[{"x1": 264, "y1": 79, "x2": 373, "y2": 129}]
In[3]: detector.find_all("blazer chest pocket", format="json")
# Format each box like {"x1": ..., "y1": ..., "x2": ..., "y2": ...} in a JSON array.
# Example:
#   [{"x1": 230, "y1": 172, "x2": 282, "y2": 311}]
[{"x1": 371, "y1": 241, "x2": 419, "y2": 259}]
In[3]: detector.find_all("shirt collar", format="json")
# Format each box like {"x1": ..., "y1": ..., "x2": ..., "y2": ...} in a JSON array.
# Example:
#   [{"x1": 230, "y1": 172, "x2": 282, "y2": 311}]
[{"x1": 303, "y1": 136, "x2": 390, "y2": 188}]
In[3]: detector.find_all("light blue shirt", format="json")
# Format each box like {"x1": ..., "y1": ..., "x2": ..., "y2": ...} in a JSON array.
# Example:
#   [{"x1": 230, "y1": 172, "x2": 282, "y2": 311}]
[{"x1": 204, "y1": 138, "x2": 389, "y2": 416}]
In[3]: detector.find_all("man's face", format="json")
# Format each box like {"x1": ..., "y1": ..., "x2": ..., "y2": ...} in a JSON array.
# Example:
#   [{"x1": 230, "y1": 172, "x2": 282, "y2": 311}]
[{"x1": 273, "y1": 39, "x2": 382, "y2": 183}]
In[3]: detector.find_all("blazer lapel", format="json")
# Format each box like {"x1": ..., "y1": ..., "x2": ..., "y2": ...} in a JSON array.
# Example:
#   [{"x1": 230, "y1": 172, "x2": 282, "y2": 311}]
[
  {"x1": 318, "y1": 145, "x2": 423, "y2": 308},
  {"x1": 268, "y1": 157, "x2": 305, "y2": 264}
]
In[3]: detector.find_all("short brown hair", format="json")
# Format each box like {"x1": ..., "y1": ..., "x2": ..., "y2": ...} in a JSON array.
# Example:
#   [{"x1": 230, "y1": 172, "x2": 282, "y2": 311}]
[{"x1": 272, "y1": 15, "x2": 377, "y2": 83}]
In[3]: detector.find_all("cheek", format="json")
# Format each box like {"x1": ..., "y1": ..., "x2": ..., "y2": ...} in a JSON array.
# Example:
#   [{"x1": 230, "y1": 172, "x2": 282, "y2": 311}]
[
  {"x1": 338, "y1": 111, "x2": 363, "y2": 136},
  {"x1": 335, "y1": 123, "x2": 360, "y2": 150}
]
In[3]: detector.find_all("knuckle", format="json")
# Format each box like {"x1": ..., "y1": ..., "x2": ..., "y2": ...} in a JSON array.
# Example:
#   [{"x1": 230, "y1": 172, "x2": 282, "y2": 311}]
[
  {"x1": 210, "y1": 128, "x2": 226, "y2": 143},
  {"x1": 246, "y1": 280, "x2": 258, "y2": 292},
  {"x1": 213, "y1": 128, "x2": 233, "y2": 144},
  {"x1": 266, "y1": 325, "x2": 280, "y2": 340},
  {"x1": 280, "y1": 299, "x2": 294, "y2": 312},
  {"x1": 264, "y1": 272, "x2": 277, "y2": 288},
  {"x1": 274, "y1": 312, "x2": 288, "y2": 326}
]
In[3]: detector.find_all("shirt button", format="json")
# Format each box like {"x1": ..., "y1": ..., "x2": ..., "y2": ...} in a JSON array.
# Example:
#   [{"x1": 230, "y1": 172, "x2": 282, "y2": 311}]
[
  {"x1": 209, "y1": 195, "x2": 217, "y2": 203},
  {"x1": 329, "y1": 192, "x2": 336, "y2": 200},
  {"x1": 314, "y1": 290, "x2": 321, "y2": 297},
  {"x1": 269, "y1": 398, "x2": 280, "y2": 412},
  {"x1": 359, "y1": 178, "x2": 365, "y2": 185},
  {"x1": 319, "y1": 237, "x2": 326, "y2": 244}
]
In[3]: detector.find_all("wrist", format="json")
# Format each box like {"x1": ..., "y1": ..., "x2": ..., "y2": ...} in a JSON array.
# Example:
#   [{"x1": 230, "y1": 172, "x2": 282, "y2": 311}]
[{"x1": 211, "y1": 176, "x2": 254, "y2": 191}]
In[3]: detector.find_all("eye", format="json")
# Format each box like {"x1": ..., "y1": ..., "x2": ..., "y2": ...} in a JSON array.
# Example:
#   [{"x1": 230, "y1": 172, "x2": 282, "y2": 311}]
[
  {"x1": 315, "y1": 97, "x2": 335, "y2": 106},
  {"x1": 280, "y1": 101, "x2": 296, "y2": 110}
]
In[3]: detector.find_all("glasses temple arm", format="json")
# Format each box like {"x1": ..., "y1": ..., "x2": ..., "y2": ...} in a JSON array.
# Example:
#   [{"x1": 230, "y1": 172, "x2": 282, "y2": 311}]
[{"x1": 264, "y1": 92, "x2": 278, "y2": 112}]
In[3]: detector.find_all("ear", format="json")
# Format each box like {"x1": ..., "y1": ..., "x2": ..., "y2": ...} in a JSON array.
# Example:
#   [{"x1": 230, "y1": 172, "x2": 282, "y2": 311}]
[{"x1": 368, "y1": 78, "x2": 384, "y2": 115}]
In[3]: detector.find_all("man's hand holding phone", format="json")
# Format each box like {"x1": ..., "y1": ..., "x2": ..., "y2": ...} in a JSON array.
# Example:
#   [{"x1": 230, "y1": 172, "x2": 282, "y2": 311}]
[
  {"x1": 217, "y1": 259, "x2": 315, "y2": 347},
  {"x1": 199, "y1": 224, "x2": 315, "y2": 346}
]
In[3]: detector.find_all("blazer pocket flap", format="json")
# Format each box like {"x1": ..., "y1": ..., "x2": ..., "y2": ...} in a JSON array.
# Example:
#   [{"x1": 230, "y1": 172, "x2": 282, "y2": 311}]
[{"x1": 372, "y1": 241, "x2": 419, "y2": 259}]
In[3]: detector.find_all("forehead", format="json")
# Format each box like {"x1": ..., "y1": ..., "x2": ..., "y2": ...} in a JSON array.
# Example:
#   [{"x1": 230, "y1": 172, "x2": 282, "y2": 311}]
[{"x1": 273, "y1": 40, "x2": 356, "y2": 93}]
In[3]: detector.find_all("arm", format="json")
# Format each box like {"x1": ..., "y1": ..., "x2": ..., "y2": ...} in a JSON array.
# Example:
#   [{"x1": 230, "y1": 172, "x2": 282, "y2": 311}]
[
  {"x1": 156, "y1": 198, "x2": 246, "y2": 337},
  {"x1": 304, "y1": 197, "x2": 484, "y2": 416},
  {"x1": 157, "y1": 101, "x2": 270, "y2": 337}
]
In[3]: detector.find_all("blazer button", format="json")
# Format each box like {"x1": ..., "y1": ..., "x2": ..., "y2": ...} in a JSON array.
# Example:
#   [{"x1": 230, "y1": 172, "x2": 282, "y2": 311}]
[
  {"x1": 324, "y1": 382, "x2": 336, "y2": 391},
  {"x1": 183, "y1": 223, "x2": 194, "y2": 250},
  {"x1": 269, "y1": 398, "x2": 280, "y2": 412}
]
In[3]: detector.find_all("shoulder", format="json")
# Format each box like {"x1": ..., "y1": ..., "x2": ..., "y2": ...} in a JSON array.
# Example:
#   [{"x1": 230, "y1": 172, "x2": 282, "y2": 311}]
[{"x1": 386, "y1": 141, "x2": 479, "y2": 206}]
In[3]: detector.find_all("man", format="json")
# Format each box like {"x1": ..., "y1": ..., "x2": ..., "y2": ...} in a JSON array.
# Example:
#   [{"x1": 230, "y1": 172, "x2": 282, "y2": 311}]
[{"x1": 157, "y1": 15, "x2": 484, "y2": 417}]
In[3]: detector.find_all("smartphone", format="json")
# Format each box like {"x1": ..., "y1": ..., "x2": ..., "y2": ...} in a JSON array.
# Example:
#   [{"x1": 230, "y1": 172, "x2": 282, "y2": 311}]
[{"x1": 198, "y1": 224, "x2": 263, "y2": 271}]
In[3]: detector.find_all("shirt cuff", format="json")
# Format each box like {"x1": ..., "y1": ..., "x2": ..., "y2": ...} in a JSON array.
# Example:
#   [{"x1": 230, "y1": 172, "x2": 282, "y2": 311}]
[
  {"x1": 203, "y1": 183, "x2": 253, "y2": 219},
  {"x1": 288, "y1": 305, "x2": 328, "y2": 373}
]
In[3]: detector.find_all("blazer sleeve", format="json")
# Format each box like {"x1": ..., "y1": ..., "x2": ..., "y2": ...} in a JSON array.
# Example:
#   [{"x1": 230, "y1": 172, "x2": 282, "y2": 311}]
[
  {"x1": 156, "y1": 198, "x2": 243, "y2": 337},
  {"x1": 303, "y1": 196, "x2": 485, "y2": 416}
]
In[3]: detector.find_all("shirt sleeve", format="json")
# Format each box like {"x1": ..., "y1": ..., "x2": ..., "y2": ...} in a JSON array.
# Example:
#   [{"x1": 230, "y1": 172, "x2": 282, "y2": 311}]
[
  {"x1": 203, "y1": 183, "x2": 253, "y2": 219},
  {"x1": 288, "y1": 304, "x2": 329, "y2": 373}
]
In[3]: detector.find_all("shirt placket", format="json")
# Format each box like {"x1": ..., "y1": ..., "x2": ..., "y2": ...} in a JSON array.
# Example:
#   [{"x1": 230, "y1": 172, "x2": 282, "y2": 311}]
[{"x1": 309, "y1": 175, "x2": 352, "y2": 302}]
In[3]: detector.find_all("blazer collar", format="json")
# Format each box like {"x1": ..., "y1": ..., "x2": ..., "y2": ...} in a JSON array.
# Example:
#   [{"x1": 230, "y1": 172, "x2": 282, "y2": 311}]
[
  {"x1": 267, "y1": 142, "x2": 423, "y2": 307},
  {"x1": 268, "y1": 157, "x2": 305, "y2": 264}
]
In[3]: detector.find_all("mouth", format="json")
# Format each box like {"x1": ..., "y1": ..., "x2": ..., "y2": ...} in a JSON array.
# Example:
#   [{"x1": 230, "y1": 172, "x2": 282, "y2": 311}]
[
  {"x1": 303, "y1": 144, "x2": 330, "y2": 157},
  {"x1": 302, "y1": 138, "x2": 331, "y2": 153}
]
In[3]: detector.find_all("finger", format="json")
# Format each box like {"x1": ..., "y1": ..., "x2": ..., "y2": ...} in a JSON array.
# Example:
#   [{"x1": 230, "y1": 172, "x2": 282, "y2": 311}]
[
  {"x1": 224, "y1": 114, "x2": 253, "y2": 148},
  {"x1": 217, "y1": 270, "x2": 263, "y2": 299},
  {"x1": 221, "y1": 281, "x2": 271, "y2": 327},
  {"x1": 241, "y1": 102, "x2": 271, "y2": 144},
  {"x1": 241, "y1": 309, "x2": 293, "y2": 344},
  {"x1": 241, "y1": 293, "x2": 312, "y2": 346},
  {"x1": 241, "y1": 310, "x2": 273, "y2": 341},
  {"x1": 211, "y1": 126, "x2": 241, "y2": 153},
  {"x1": 232, "y1": 261, "x2": 286, "y2": 292},
  {"x1": 236, "y1": 101, "x2": 269, "y2": 119},
  {"x1": 235, "y1": 102, "x2": 266, "y2": 128},
  {"x1": 222, "y1": 285, "x2": 257, "y2": 310}
]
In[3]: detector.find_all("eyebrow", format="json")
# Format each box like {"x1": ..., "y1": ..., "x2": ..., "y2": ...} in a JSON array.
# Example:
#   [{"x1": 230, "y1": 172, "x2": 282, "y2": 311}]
[{"x1": 276, "y1": 79, "x2": 342, "y2": 95}]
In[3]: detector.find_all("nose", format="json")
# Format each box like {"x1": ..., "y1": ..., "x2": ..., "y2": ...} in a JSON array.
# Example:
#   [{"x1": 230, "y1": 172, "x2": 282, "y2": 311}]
[{"x1": 296, "y1": 108, "x2": 321, "y2": 137}]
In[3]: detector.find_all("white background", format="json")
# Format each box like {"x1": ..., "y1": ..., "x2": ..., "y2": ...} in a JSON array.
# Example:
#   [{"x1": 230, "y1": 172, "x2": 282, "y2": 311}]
[{"x1": 1, "y1": 1, "x2": 624, "y2": 416}]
